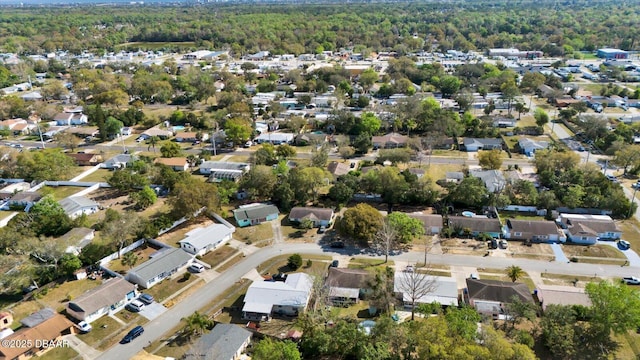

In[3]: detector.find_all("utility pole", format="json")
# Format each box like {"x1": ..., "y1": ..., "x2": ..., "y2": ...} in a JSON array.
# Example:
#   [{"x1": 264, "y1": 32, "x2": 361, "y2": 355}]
[
  {"x1": 37, "y1": 123, "x2": 45, "y2": 149},
  {"x1": 210, "y1": 123, "x2": 218, "y2": 156},
  {"x1": 629, "y1": 186, "x2": 639, "y2": 219}
]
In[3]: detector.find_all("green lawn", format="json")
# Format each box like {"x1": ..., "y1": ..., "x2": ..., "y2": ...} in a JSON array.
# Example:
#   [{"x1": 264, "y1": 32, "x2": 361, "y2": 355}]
[
  {"x1": 40, "y1": 185, "x2": 86, "y2": 200},
  {"x1": 233, "y1": 222, "x2": 274, "y2": 244},
  {"x1": 79, "y1": 168, "x2": 113, "y2": 182},
  {"x1": 76, "y1": 315, "x2": 121, "y2": 347},
  {"x1": 36, "y1": 346, "x2": 79, "y2": 360},
  {"x1": 146, "y1": 275, "x2": 200, "y2": 302},
  {"x1": 199, "y1": 245, "x2": 239, "y2": 268}
]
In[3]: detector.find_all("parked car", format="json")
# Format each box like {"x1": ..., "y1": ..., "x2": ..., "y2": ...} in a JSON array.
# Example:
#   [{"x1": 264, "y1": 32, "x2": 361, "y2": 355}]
[
  {"x1": 330, "y1": 260, "x2": 339, "y2": 268},
  {"x1": 139, "y1": 293, "x2": 154, "y2": 305},
  {"x1": 188, "y1": 263, "x2": 205, "y2": 273},
  {"x1": 318, "y1": 225, "x2": 327, "y2": 234},
  {"x1": 623, "y1": 276, "x2": 640, "y2": 285},
  {"x1": 120, "y1": 326, "x2": 144, "y2": 344},
  {"x1": 499, "y1": 240, "x2": 508, "y2": 249},
  {"x1": 632, "y1": 183, "x2": 640, "y2": 190},
  {"x1": 77, "y1": 321, "x2": 92, "y2": 333},
  {"x1": 126, "y1": 300, "x2": 145, "y2": 312},
  {"x1": 619, "y1": 240, "x2": 631, "y2": 250}
]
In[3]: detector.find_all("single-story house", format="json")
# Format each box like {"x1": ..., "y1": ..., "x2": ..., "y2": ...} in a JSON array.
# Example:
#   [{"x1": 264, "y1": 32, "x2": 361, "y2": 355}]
[
  {"x1": 372, "y1": 132, "x2": 408, "y2": 149},
  {"x1": 65, "y1": 126, "x2": 100, "y2": 138},
  {"x1": 175, "y1": 132, "x2": 209, "y2": 143},
  {"x1": 142, "y1": 128, "x2": 173, "y2": 139},
  {"x1": 184, "y1": 324, "x2": 252, "y2": 360},
  {"x1": 518, "y1": 138, "x2": 549, "y2": 157},
  {"x1": 536, "y1": 286, "x2": 592, "y2": 312},
  {"x1": 465, "y1": 278, "x2": 534, "y2": 316},
  {"x1": 0, "y1": 118, "x2": 34, "y2": 135},
  {"x1": 179, "y1": 223, "x2": 235, "y2": 256},
  {"x1": 557, "y1": 213, "x2": 622, "y2": 244},
  {"x1": 288, "y1": 207, "x2": 334, "y2": 228},
  {"x1": 66, "y1": 153, "x2": 103, "y2": 166},
  {"x1": 125, "y1": 248, "x2": 194, "y2": 289},
  {"x1": 6, "y1": 192, "x2": 42, "y2": 211},
  {"x1": 242, "y1": 273, "x2": 313, "y2": 321},
  {"x1": 66, "y1": 278, "x2": 137, "y2": 323},
  {"x1": 492, "y1": 117, "x2": 516, "y2": 128},
  {"x1": 60, "y1": 227, "x2": 95, "y2": 255},
  {"x1": 407, "y1": 213, "x2": 443, "y2": 235},
  {"x1": 325, "y1": 267, "x2": 373, "y2": 305},
  {"x1": 101, "y1": 154, "x2": 136, "y2": 169},
  {"x1": 394, "y1": 273, "x2": 459, "y2": 307},
  {"x1": 408, "y1": 168, "x2": 426, "y2": 178},
  {"x1": 445, "y1": 171, "x2": 464, "y2": 183},
  {"x1": 53, "y1": 112, "x2": 88, "y2": 126},
  {"x1": 199, "y1": 161, "x2": 250, "y2": 182},
  {"x1": 502, "y1": 219, "x2": 562, "y2": 243},
  {"x1": 59, "y1": 196, "x2": 100, "y2": 219},
  {"x1": 154, "y1": 157, "x2": 190, "y2": 172},
  {"x1": 448, "y1": 216, "x2": 502, "y2": 238},
  {"x1": 233, "y1": 203, "x2": 279, "y2": 227},
  {"x1": 462, "y1": 138, "x2": 503, "y2": 152},
  {"x1": 295, "y1": 133, "x2": 327, "y2": 146},
  {"x1": 0, "y1": 311, "x2": 75, "y2": 360},
  {"x1": 327, "y1": 161, "x2": 351, "y2": 177},
  {"x1": 254, "y1": 132, "x2": 295, "y2": 145},
  {"x1": 469, "y1": 169, "x2": 506, "y2": 193}
]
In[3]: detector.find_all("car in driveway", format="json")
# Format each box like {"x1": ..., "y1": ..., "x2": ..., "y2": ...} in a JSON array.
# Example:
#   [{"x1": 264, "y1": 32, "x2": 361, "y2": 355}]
[
  {"x1": 623, "y1": 276, "x2": 640, "y2": 285},
  {"x1": 126, "y1": 299, "x2": 145, "y2": 312},
  {"x1": 77, "y1": 321, "x2": 92, "y2": 333},
  {"x1": 139, "y1": 293, "x2": 154, "y2": 305},
  {"x1": 619, "y1": 240, "x2": 631, "y2": 250},
  {"x1": 499, "y1": 240, "x2": 508, "y2": 249},
  {"x1": 120, "y1": 326, "x2": 144, "y2": 344},
  {"x1": 330, "y1": 260, "x2": 339, "y2": 268},
  {"x1": 188, "y1": 263, "x2": 205, "y2": 273}
]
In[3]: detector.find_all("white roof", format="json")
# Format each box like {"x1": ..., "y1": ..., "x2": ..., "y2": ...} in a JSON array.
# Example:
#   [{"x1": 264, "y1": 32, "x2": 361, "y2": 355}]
[
  {"x1": 394, "y1": 274, "x2": 459, "y2": 306},
  {"x1": 178, "y1": 223, "x2": 234, "y2": 250},
  {"x1": 329, "y1": 287, "x2": 360, "y2": 299},
  {"x1": 559, "y1": 213, "x2": 613, "y2": 221},
  {"x1": 242, "y1": 273, "x2": 313, "y2": 313},
  {"x1": 254, "y1": 132, "x2": 295, "y2": 142}
]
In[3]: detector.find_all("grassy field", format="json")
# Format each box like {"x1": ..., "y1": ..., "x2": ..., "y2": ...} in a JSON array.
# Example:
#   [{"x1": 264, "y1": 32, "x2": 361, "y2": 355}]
[
  {"x1": 78, "y1": 168, "x2": 113, "y2": 182},
  {"x1": 233, "y1": 222, "x2": 273, "y2": 244},
  {"x1": 40, "y1": 185, "x2": 86, "y2": 200},
  {"x1": 424, "y1": 163, "x2": 464, "y2": 184}
]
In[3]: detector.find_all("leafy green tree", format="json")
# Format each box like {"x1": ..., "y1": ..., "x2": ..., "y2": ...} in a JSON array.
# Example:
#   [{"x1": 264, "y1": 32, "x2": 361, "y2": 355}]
[
  {"x1": 253, "y1": 338, "x2": 301, "y2": 360},
  {"x1": 387, "y1": 212, "x2": 425, "y2": 244},
  {"x1": 289, "y1": 167, "x2": 330, "y2": 203},
  {"x1": 534, "y1": 108, "x2": 549, "y2": 127},
  {"x1": 328, "y1": 182, "x2": 354, "y2": 204},
  {"x1": 376, "y1": 148, "x2": 411, "y2": 164},
  {"x1": 439, "y1": 75, "x2": 462, "y2": 98},
  {"x1": 310, "y1": 147, "x2": 329, "y2": 168},
  {"x1": 276, "y1": 144, "x2": 297, "y2": 159},
  {"x1": 169, "y1": 177, "x2": 220, "y2": 219},
  {"x1": 444, "y1": 306, "x2": 482, "y2": 341},
  {"x1": 59, "y1": 254, "x2": 82, "y2": 276},
  {"x1": 612, "y1": 145, "x2": 640, "y2": 175},
  {"x1": 505, "y1": 265, "x2": 525, "y2": 282},
  {"x1": 254, "y1": 143, "x2": 278, "y2": 165},
  {"x1": 160, "y1": 142, "x2": 183, "y2": 158},
  {"x1": 224, "y1": 117, "x2": 252, "y2": 146},
  {"x1": 519, "y1": 72, "x2": 546, "y2": 93},
  {"x1": 337, "y1": 203, "x2": 383, "y2": 245},
  {"x1": 585, "y1": 281, "x2": 640, "y2": 338},
  {"x1": 108, "y1": 169, "x2": 150, "y2": 193},
  {"x1": 353, "y1": 133, "x2": 373, "y2": 154},
  {"x1": 339, "y1": 146, "x2": 356, "y2": 160},
  {"x1": 541, "y1": 304, "x2": 579, "y2": 359},
  {"x1": 359, "y1": 69, "x2": 379, "y2": 93},
  {"x1": 447, "y1": 176, "x2": 489, "y2": 208},
  {"x1": 500, "y1": 79, "x2": 520, "y2": 115},
  {"x1": 477, "y1": 149, "x2": 503, "y2": 170},
  {"x1": 54, "y1": 132, "x2": 82, "y2": 152},
  {"x1": 29, "y1": 195, "x2": 72, "y2": 237},
  {"x1": 16, "y1": 149, "x2": 76, "y2": 182},
  {"x1": 131, "y1": 185, "x2": 157, "y2": 210},
  {"x1": 358, "y1": 112, "x2": 382, "y2": 135},
  {"x1": 104, "y1": 116, "x2": 124, "y2": 138},
  {"x1": 120, "y1": 251, "x2": 138, "y2": 269},
  {"x1": 287, "y1": 253, "x2": 303, "y2": 270},
  {"x1": 239, "y1": 165, "x2": 278, "y2": 201},
  {"x1": 181, "y1": 312, "x2": 213, "y2": 340}
]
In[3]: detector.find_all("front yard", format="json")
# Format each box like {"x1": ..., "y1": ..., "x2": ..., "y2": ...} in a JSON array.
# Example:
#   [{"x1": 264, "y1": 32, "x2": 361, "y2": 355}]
[
  {"x1": 145, "y1": 273, "x2": 202, "y2": 303},
  {"x1": 233, "y1": 222, "x2": 274, "y2": 245},
  {"x1": 199, "y1": 245, "x2": 238, "y2": 268}
]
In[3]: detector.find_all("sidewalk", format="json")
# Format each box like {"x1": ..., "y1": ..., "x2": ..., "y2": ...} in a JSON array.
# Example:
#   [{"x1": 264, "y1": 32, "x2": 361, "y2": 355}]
[{"x1": 63, "y1": 334, "x2": 102, "y2": 360}]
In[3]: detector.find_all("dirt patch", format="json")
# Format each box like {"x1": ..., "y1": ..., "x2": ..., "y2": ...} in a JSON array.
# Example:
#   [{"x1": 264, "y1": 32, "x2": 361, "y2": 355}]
[{"x1": 156, "y1": 218, "x2": 213, "y2": 247}]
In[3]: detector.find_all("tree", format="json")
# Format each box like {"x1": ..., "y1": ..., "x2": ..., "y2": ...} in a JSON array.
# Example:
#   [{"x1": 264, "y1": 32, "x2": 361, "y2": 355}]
[
  {"x1": 513, "y1": 102, "x2": 528, "y2": 120},
  {"x1": 310, "y1": 146, "x2": 329, "y2": 168},
  {"x1": 169, "y1": 177, "x2": 220, "y2": 219},
  {"x1": 104, "y1": 116, "x2": 124, "y2": 138},
  {"x1": 224, "y1": 117, "x2": 252, "y2": 146},
  {"x1": 253, "y1": 338, "x2": 301, "y2": 360},
  {"x1": 147, "y1": 136, "x2": 159, "y2": 153},
  {"x1": 337, "y1": 203, "x2": 383, "y2": 245},
  {"x1": 395, "y1": 266, "x2": 436, "y2": 320},
  {"x1": 541, "y1": 305, "x2": 579, "y2": 359},
  {"x1": 505, "y1": 265, "x2": 525, "y2": 282},
  {"x1": 447, "y1": 176, "x2": 489, "y2": 208},
  {"x1": 534, "y1": 108, "x2": 549, "y2": 127},
  {"x1": 53, "y1": 132, "x2": 82, "y2": 152},
  {"x1": 160, "y1": 142, "x2": 183, "y2": 158},
  {"x1": 287, "y1": 253, "x2": 303, "y2": 270},
  {"x1": 500, "y1": 79, "x2": 520, "y2": 115},
  {"x1": 16, "y1": 149, "x2": 76, "y2": 181},
  {"x1": 276, "y1": 144, "x2": 297, "y2": 159},
  {"x1": 338, "y1": 146, "x2": 355, "y2": 160},
  {"x1": 328, "y1": 182, "x2": 354, "y2": 205},
  {"x1": 108, "y1": 169, "x2": 150, "y2": 193},
  {"x1": 131, "y1": 186, "x2": 157, "y2": 209},
  {"x1": 374, "y1": 219, "x2": 397, "y2": 263},
  {"x1": 289, "y1": 167, "x2": 330, "y2": 203},
  {"x1": 254, "y1": 143, "x2": 278, "y2": 165},
  {"x1": 59, "y1": 253, "x2": 82, "y2": 276},
  {"x1": 377, "y1": 148, "x2": 412, "y2": 164},
  {"x1": 439, "y1": 75, "x2": 461, "y2": 98},
  {"x1": 181, "y1": 311, "x2": 213, "y2": 340},
  {"x1": 239, "y1": 165, "x2": 278, "y2": 200},
  {"x1": 585, "y1": 280, "x2": 640, "y2": 339},
  {"x1": 444, "y1": 306, "x2": 482, "y2": 341},
  {"x1": 387, "y1": 212, "x2": 425, "y2": 244},
  {"x1": 503, "y1": 296, "x2": 537, "y2": 334},
  {"x1": 359, "y1": 68, "x2": 378, "y2": 93},
  {"x1": 120, "y1": 251, "x2": 138, "y2": 269},
  {"x1": 612, "y1": 145, "x2": 640, "y2": 175},
  {"x1": 520, "y1": 72, "x2": 546, "y2": 93},
  {"x1": 477, "y1": 149, "x2": 503, "y2": 170},
  {"x1": 29, "y1": 195, "x2": 73, "y2": 237}
]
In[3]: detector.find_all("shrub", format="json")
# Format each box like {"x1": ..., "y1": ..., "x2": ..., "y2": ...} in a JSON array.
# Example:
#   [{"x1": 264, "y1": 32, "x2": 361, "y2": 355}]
[
  {"x1": 183, "y1": 272, "x2": 192, "y2": 281},
  {"x1": 306, "y1": 259, "x2": 313, "y2": 268},
  {"x1": 287, "y1": 254, "x2": 303, "y2": 270}
]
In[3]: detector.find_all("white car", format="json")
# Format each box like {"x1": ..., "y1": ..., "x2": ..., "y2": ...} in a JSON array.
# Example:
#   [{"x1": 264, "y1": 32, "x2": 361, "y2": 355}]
[
  {"x1": 188, "y1": 263, "x2": 205, "y2": 273},
  {"x1": 499, "y1": 240, "x2": 508, "y2": 249},
  {"x1": 623, "y1": 276, "x2": 640, "y2": 285},
  {"x1": 126, "y1": 299, "x2": 145, "y2": 312},
  {"x1": 77, "y1": 321, "x2": 92, "y2": 333}
]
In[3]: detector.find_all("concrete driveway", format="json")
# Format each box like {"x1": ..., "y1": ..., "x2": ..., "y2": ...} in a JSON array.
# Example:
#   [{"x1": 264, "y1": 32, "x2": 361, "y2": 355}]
[
  {"x1": 598, "y1": 240, "x2": 640, "y2": 267},
  {"x1": 550, "y1": 243, "x2": 570, "y2": 263},
  {"x1": 139, "y1": 303, "x2": 167, "y2": 321}
]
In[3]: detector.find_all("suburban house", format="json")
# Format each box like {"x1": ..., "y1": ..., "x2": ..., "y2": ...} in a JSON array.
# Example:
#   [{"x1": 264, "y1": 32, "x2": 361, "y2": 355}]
[
  {"x1": 0, "y1": 310, "x2": 75, "y2": 360},
  {"x1": 101, "y1": 154, "x2": 137, "y2": 169},
  {"x1": 518, "y1": 138, "x2": 549, "y2": 157},
  {"x1": 184, "y1": 324, "x2": 252, "y2": 360},
  {"x1": 407, "y1": 213, "x2": 443, "y2": 235},
  {"x1": 66, "y1": 126, "x2": 100, "y2": 138},
  {"x1": 0, "y1": 118, "x2": 34, "y2": 135},
  {"x1": 242, "y1": 273, "x2": 313, "y2": 321},
  {"x1": 154, "y1": 157, "x2": 190, "y2": 172},
  {"x1": 325, "y1": 267, "x2": 373, "y2": 305},
  {"x1": 233, "y1": 203, "x2": 280, "y2": 227},
  {"x1": 66, "y1": 278, "x2": 137, "y2": 323},
  {"x1": 254, "y1": 132, "x2": 295, "y2": 145},
  {"x1": 327, "y1": 161, "x2": 351, "y2": 177},
  {"x1": 66, "y1": 153, "x2": 103, "y2": 166},
  {"x1": 372, "y1": 132, "x2": 409, "y2": 149},
  {"x1": 502, "y1": 219, "x2": 563, "y2": 243},
  {"x1": 465, "y1": 278, "x2": 534, "y2": 317},
  {"x1": 469, "y1": 169, "x2": 506, "y2": 193},
  {"x1": 536, "y1": 286, "x2": 592, "y2": 312},
  {"x1": 288, "y1": 207, "x2": 335, "y2": 228},
  {"x1": 6, "y1": 192, "x2": 42, "y2": 211},
  {"x1": 53, "y1": 112, "x2": 88, "y2": 126},
  {"x1": 394, "y1": 273, "x2": 459, "y2": 307},
  {"x1": 175, "y1": 132, "x2": 208, "y2": 143},
  {"x1": 142, "y1": 127, "x2": 173, "y2": 139},
  {"x1": 179, "y1": 223, "x2": 235, "y2": 256},
  {"x1": 408, "y1": 168, "x2": 426, "y2": 179},
  {"x1": 557, "y1": 213, "x2": 622, "y2": 245},
  {"x1": 445, "y1": 171, "x2": 464, "y2": 183},
  {"x1": 448, "y1": 216, "x2": 502, "y2": 238},
  {"x1": 59, "y1": 196, "x2": 100, "y2": 219},
  {"x1": 462, "y1": 138, "x2": 503, "y2": 152},
  {"x1": 199, "y1": 161, "x2": 250, "y2": 182},
  {"x1": 125, "y1": 248, "x2": 194, "y2": 289},
  {"x1": 60, "y1": 227, "x2": 95, "y2": 255}
]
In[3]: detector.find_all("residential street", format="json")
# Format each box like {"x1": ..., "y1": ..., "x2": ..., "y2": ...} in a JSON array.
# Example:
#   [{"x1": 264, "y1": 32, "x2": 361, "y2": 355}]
[{"x1": 95, "y1": 241, "x2": 639, "y2": 360}]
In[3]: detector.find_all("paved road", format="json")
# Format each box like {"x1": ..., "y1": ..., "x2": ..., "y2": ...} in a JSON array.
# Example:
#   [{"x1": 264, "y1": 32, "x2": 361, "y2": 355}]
[{"x1": 96, "y1": 241, "x2": 639, "y2": 359}]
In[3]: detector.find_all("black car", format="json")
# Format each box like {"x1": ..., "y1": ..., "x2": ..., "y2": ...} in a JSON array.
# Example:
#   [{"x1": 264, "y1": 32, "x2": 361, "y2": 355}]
[
  {"x1": 120, "y1": 326, "x2": 144, "y2": 344},
  {"x1": 330, "y1": 260, "x2": 339, "y2": 268}
]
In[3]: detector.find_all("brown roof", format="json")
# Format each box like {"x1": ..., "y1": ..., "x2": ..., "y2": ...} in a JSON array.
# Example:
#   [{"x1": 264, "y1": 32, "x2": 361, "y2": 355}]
[
  {"x1": 66, "y1": 153, "x2": 102, "y2": 162},
  {"x1": 327, "y1": 161, "x2": 350, "y2": 176},
  {"x1": 154, "y1": 157, "x2": 188, "y2": 167},
  {"x1": 0, "y1": 314, "x2": 74, "y2": 359},
  {"x1": 176, "y1": 132, "x2": 197, "y2": 139},
  {"x1": 448, "y1": 216, "x2": 502, "y2": 233},
  {"x1": 325, "y1": 267, "x2": 372, "y2": 289},
  {"x1": 372, "y1": 132, "x2": 408, "y2": 145},
  {"x1": 506, "y1": 219, "x2": 558, "y2": 235},
  {"x1": 466, "y1": 278, "x2": 534, "y2": 304},
  {"x1": 10, "y1": 192, "x2": 42, "y2": 203},
  {"x1": 289, "y1": 207, "x2": 334, "y2": 222},
  {"x1": 566, "y1": 219, "x2": 620, "y2": 235},
  {"x1": 408, "y1": 214, "x2": 443, "y2": 229},
  {"x1": 66, "y1": 278, "x2": 136, "y2": 320},
  {"x1": 568, "y1": 222, "x2": 598, "y2": 237}
]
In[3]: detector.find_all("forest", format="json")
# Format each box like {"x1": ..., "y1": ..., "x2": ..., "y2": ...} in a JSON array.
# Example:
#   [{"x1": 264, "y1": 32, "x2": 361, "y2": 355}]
[{"x1": 0, "y1": 1, "x2": 639, "y2": 56}]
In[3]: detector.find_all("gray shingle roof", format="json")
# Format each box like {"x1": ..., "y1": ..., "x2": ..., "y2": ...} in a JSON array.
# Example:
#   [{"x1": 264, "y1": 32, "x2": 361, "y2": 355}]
[
  {"x1": 185, "y1": 324, "x2": 252, "y2": 360},
  {"x1": 466, "y1": 278, "x2": 534, "y2": 304},
  {"x1": 289, "y1": 207, "x2": 334, "y2": 222},
  {"x1": 20, "y1": 308, "x2": 56, "y2": 328},
  {"x1": 233, "y1": 204, "x2": 279, "y2": 221},
  {"x1": 448, "y1": 216, "x2": 502, "y2": 233},
  {"x1": 59, "y1": 196, "x2": 99, "y2": 216},
  {"x1": 66, "y1": 278, "x2": 135, "y2": 319},
  {"x1": 128, "y1": 248, "x2": 193, "y2": 283}
]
